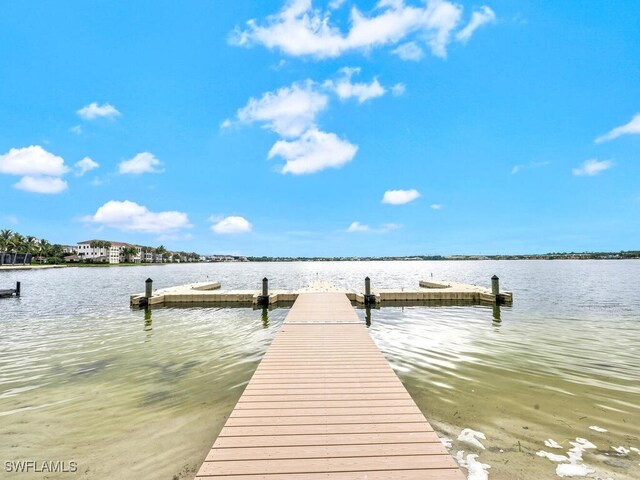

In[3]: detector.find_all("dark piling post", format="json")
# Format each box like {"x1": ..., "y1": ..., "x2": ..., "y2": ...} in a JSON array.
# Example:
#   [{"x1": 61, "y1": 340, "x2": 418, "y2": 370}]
[
  {"x1": 145, "y1": 278, "x2": 153, "y2": 299},
  {"x1": 257, "y1": 277, "x2": 269, "y2": 306},
  {"x1": 364, "y1": 276, "x2": 376, "y2": 306},
  {"x1": 491, "y1": 275, "x2": 499, "y2": 295},
  {"x1": 491, "y1": 275, "x2": 506, "y2": 305},
  {"x1": 15, "y1": 281, "x2": 20, "y2": 297}
]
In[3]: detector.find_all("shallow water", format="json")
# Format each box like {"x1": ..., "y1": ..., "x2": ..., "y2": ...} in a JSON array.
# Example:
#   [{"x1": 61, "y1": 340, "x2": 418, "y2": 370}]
[{"x1": 0, "y1": 261, "x2": 639, "y2": 479}]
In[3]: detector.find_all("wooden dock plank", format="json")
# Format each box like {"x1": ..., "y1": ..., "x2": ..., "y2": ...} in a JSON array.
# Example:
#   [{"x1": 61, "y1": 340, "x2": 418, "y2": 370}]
[
  {"x1": 211, "y1": 431, "x2": 443, "y2": 449},
  {"x1": 196, "y1": 470, "x2": 464, "y2": 480},
  {"x1": 224, "y1": 413, "x2": 428, "y2": 427},
  {"x1": 195, "y1": 293, "x2": 464, "y2": 479},
  {"x1": 206, "y1": 443, "x2": 449, "y2": 461},
  {"x1": 198, "y1": 455, "x2": 459, "y2": 476}
]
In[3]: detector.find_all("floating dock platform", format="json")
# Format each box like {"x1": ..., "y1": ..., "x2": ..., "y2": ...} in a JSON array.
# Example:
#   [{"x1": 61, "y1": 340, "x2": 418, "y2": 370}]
[
  {"x1": 0, "y1": 281, "x2": 20, "y2": 298},
  {"x1": 195, "y1": 292, "x2": 465, "y2": 479},
  {"x1": 130, "y1": 278, "x2": 512, "y2": 308}
]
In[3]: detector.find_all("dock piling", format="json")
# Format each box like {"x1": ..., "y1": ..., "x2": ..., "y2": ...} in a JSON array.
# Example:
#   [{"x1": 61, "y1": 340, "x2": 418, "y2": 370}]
[
  {"x1": 364, "y1": 276, "x2": 376, "y2": 306},
  {"x1": 15, "y1": 281, "x2": 20, "y2": 297},
  {"x1": 145, "y1": 278, "x2": 153, "y2": 299},
  {"x1": 491, "y1": 275, "x2": 500, "y2": 295},
  {"x1": 257, "y1": 277, "x2": 269, "y2": 306}
]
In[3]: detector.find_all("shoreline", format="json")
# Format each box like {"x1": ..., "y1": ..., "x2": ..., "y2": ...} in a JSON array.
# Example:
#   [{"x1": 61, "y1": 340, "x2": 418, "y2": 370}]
[{"x1": 0, "y1": 265, "x2": 67, "y2": 271}]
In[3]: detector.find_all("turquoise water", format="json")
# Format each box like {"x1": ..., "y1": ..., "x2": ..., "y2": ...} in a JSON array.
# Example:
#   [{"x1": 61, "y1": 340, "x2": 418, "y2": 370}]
[{"x1": 0, "y1": 261, "x2": 639, "y2": 479}]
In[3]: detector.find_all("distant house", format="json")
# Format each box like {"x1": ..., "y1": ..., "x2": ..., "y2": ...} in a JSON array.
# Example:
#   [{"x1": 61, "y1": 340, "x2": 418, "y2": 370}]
[
  {"x1": 77, "y1": 240, "x2": 143, "y2": 264},
  {"x1": 62, "y1": 245, "x2": 77, "y2": 254}
]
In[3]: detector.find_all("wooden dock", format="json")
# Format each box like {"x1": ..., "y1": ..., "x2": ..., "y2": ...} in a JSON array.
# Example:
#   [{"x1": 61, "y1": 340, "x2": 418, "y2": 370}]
[
  {"x1": 195, "y1": 292, "x2": 465, "y2": 479},
  {"x1": 130, "y1": 278, "x2": 512, "y2": 308}
]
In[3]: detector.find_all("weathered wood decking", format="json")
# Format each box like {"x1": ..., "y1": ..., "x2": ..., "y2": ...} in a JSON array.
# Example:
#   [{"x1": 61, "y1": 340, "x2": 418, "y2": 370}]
[{"x1": 195, "y1": 292, "x2": 465, "y2": 479}]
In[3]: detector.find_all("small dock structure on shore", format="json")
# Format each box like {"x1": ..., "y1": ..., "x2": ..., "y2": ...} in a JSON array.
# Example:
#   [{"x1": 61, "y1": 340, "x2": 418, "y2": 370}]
[
  {"x1": 195, "y1": 292, "x2": 465, "y2": 479},
  {"x1": 130, "y1": 277, "x2": 512, "y2": 308}
]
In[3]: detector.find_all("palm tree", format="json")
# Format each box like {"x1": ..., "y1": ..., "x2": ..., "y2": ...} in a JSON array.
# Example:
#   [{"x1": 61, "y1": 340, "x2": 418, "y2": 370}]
[
  {"x1": 9, "y1": 233, "x2": 25, "y2": 264},
  {"x1": 122, "y1": 246, "x2": 138, "y2": 263},
  {"x1": 38, "y1": 239, "x2": 52, "y2": 263},
  {"x1": 24, "y1": 236, "x2": 38, "y2": 264},
  {"x1": 0, "y1": 229, "x2": 13, "y2": 252}
]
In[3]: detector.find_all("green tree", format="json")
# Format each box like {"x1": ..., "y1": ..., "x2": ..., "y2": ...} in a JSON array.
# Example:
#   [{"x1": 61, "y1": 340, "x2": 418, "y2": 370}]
[
  {"x1": 122, "y1": 246, "x2": 138, "y2": 262},
  {"x1": 0, "y1": 229, "x2": 13, "y2": 252}
]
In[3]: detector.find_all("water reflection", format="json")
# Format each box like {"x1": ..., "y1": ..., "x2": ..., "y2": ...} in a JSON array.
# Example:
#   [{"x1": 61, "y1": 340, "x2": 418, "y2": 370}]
[
  {"x1": 492, "y1": 304, "x2": 501, "y2": 322},
  {"x1": 144, "y1": 307, "x2": 153, "y2": 332},
  {"x1": 261, "y1": 307, "x2": 269, "y2": 329}
]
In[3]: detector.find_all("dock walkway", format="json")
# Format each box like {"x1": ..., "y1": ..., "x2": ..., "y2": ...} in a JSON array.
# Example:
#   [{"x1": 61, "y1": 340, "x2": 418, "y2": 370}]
[{"x1": 195, "y1": 292, "x2": 465, "y2": 479}]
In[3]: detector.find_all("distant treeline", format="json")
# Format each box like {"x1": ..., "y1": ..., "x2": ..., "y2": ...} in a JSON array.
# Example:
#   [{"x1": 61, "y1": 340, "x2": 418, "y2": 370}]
[{"x1": 246, "y1": 252, "x2": 640, "y2": 262}]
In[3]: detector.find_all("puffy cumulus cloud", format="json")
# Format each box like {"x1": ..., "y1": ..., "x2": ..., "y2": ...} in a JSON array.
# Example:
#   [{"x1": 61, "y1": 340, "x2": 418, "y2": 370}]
[
  {"x1": 118, "y1": 152, "x2": 163, "y2": 174},
  {"x1": 0, "y1": 145, "x2": 69, "y2": 194},
  {"x1": 85, "y1": 200, "x2": 191, "y2": 233},
  {"x1": 595, "y1": 113, "x2": 640, "y2": 143},
  {"x1": 392, "y1": 41, "x2": 423, "y2": 61},
  {"x1": 77, "y1": 102, "x2": 121, "y2": 120},
  {"x1": 347, "y1": 221, "x2": 370, "y2": 232},
  {"x1": 269, "y1": 128, "x2": 358, "y2": 174},
  {"x1": 211, "y1": 216, "x2": 253, "y2": 234},
  {"x1": 0, "y1": 145, "x2": 68, "y2": 176},
  {"x1": 233, "y1": 81, "x2": 328, "y2": 138},
  {"x1": 74, "y1": 157, "x2": 99, "y2": 176},
  {"x1": 324, "y1": 67, "x2": 386, "y2": 103},
  {"x1": 382, "y1": 188, "x2": 421, "y2": 205},
  {"x1": 14, "y1": 176, "x2": 68, "y2": 194},
  {"x1": 230, "y1": 0, "x2": 475, "y2": 60},
  {"x1": 431, "y1": 203, "x2": 443, "y2": 210},
  {"x1": 456, "y1": 6, "x2": 496, "y2": 43},
  {"x1": 572, "y1": 159, "x2": 613, "y2": 177}
]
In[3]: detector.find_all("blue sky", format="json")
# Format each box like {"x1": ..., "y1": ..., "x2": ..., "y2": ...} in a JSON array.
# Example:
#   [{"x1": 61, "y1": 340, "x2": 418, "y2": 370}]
[{"x1": 1, "y1": 0, "x2": 639, "y2": 256}]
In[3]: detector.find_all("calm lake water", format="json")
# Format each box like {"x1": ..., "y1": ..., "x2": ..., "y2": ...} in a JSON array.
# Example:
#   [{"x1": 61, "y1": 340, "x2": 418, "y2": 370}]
[{"x1": 0, "y1": 261, "x2": 639, "y2": 479}]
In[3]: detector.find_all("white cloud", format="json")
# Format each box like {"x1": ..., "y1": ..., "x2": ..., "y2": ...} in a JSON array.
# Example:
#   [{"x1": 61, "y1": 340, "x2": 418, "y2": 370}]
[
  {"x1": 431, "y1": 203, "x2": 443, "y2": 210},
  {"x1": 0, "y1": 146, "x2": 69, "y2": 195},
  {"x1": 347, "y1": 221, "x2": 370, "y2": 232},
  {"x1": 77, "y1": 102, "x2": 121, "y2": 120},
  {"x1": 74, "y1": 157, "x2": 99, "y2": 176},
  {"x1": 325, "y1": 67, "x2": 386, "y2": 103},
  {"x1": 234, "y1": 81, "x2": 329, "y2": 138},
  {"x1": 382, "y1": 188, "x2": 421, "y2": 205},
  {"x1": 572, "y1": 159, "x2": 613, "y2": 177},
  {"x1": 211, "y1": 216, "x2": 253, "y2": 234},
  {"x1": 392, "y1": 41, "x2": 423, "y2": 61},
  {"x1": 329, "y1": 0, "x2": 346, "y2": 9},
  {"x1": 85, "y1": 200, "x2": 191, "y2": 233},
  {"x1": 230, "y1": 0, "x2": 464, "y2": 59},
  {"x1": 595, "y1": 113, "x2": 640, "y2": 143},
  {"x1": 347, "y1": 221, "x2": 402, "y2": 233},
  {"x1": 456, "y1": 6, "x2": 496, "y2": 43},
  {"x1": 0, "y1": 145, "x2": 68, "y2": 176},
  {"x1": 391, "y1": 83, "x2": 406, "y2": 96},
  {"x1": 118, "y1": 152, "x2": 163, "y2": 174},
  {"x1": 269, "y1": 128, "x2": 358, "y2": 174},
  {"x1": 14, "y1": 176, "x2": 68, "y2": 194},
  {"x1": 220, "y1": 118, "x2": 233, "y2": 129},
  {"x1": 70, "y1": 125, "x2": 82, "y2": 135}
]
